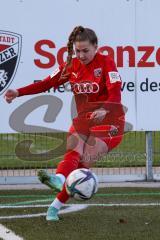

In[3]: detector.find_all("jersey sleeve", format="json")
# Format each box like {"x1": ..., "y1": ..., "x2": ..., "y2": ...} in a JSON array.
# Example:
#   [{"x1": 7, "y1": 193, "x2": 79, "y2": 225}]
[
  {"x1": 17, "y1": 64, "x2": 69, "y2": 97},
  {"x1": 102, "y1": 56, "x2": 125, "y2": 134},
  {"x1": 104, "y1": 56, "x2": 122, "y2": 103}
]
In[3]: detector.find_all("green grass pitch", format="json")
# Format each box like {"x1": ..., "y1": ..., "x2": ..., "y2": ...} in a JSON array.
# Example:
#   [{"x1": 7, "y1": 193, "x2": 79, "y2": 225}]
[{"x1": 1, "y1": 187, "x2": 160, "y2": 240}]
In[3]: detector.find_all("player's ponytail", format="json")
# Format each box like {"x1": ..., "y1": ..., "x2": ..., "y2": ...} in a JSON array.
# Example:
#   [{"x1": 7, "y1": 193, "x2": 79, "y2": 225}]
[
  {"x1": 60, "y1": 26, "x2": 98, "y2": 78},
  {"x1": 67, "y1": 26, "x2": 85, "y2": 67},
  {"x1": 60, "y1": 26, "x2": 84, "y2": 77}
]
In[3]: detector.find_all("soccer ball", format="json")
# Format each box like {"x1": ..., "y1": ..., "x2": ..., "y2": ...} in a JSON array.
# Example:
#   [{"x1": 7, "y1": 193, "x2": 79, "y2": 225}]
[{"x1": 65, "y1": 168, "x2": 98, "y2": 200}]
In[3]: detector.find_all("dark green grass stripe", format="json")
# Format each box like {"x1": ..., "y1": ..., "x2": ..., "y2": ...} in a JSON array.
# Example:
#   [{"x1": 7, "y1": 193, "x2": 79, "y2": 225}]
[
  {"x1": 1, "y1": 191, "x2": 160, "y2": 207},
  {"x1": 1, "y1": 192, "x2": 160, "y2": 199}
]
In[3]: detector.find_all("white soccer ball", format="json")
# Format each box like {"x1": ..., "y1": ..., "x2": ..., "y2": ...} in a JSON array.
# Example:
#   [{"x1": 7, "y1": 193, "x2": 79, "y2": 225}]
[{"x1": 65, "y1": 168, "x2": 98, "y2": 200}]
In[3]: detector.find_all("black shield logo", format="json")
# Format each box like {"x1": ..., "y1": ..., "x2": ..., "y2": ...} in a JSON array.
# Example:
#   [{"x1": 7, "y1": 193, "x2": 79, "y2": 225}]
[{"x1": 0, "y1": 31, "x2": 22, "y2": 95}]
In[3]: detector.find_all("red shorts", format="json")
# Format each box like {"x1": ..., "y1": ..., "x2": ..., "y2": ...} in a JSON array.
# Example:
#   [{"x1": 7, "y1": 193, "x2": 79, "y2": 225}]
[{"x1": 68, "y1": 116, "x2": 124, "y2": 152}]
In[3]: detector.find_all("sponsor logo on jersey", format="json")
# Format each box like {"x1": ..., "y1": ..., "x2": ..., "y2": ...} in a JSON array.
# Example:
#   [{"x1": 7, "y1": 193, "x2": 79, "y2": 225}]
[
  {"x1": 94, "y1": 68, "x2": 102, "y2": 77},
  {"x1": 72, "y1": 82, "x2": 99, "y2": 94},
  {"x1": 0, "y1": 31, "x2": 22, "y2": 95},
  {"x1": 108, "y1": 71, "x2": 121, "y2": 83}
]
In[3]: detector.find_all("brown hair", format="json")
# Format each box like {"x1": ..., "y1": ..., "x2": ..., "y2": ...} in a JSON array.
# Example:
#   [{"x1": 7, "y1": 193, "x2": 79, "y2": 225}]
[{"x1": 61, "y1": 26, "x2": 98, "y2": 76}]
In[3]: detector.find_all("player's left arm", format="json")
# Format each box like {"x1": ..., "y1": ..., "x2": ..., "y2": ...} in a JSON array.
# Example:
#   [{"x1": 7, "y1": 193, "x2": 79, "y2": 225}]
[
  {"x1": 105, "y1": 56, "x2": 122, "y2": 103},
  {"x1": 98, "y1": 56, "x2": 122, "y2": 114},
  {"x1": 103, "y1": 56, "x2": 125, "y2": 134},
  {"x1": 92, "y1": 56, "x2": 122, "y2": 119},
  {"x1": 90, "y1": 56, "x2": 124, "y2": 136}
]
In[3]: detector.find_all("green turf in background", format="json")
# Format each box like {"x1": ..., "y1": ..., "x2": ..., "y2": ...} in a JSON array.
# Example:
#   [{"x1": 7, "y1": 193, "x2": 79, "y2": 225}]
[{"x1": 1, "y1": 131, "x2": 159, "y2": 169}]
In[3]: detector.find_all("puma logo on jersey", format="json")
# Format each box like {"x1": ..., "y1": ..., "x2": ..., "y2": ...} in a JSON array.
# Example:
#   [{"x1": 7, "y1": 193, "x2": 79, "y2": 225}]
[
  {"x1": 108, "y1": 72, "x2": 121, "y2": 83},
  {"x1": 72, "y1": 72, "x2": 78, "y2": 78}
]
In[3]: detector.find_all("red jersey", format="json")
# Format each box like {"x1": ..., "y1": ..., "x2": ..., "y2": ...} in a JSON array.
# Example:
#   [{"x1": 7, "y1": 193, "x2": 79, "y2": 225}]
[{"x1": 18, "y1": 52, "x2": 122, "y2": 115}]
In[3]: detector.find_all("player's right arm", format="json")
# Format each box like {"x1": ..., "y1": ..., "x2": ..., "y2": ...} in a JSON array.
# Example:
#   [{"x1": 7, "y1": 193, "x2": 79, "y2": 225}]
[{"x1": 4, "y1": 65, "x2": 70, "y2": 103}]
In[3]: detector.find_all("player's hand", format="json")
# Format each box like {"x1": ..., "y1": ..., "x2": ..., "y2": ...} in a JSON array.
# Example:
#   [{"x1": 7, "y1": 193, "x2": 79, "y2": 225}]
[
  {"x1": 90, "y1": 108, "x2": 109, "y2": 123},
  {"x1": 4, "y1": 89, "x2": 19, "y2": 103}
]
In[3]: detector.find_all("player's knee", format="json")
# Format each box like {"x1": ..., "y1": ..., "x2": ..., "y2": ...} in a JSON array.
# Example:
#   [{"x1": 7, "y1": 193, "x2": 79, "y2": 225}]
[
  {"x1": 66, "y1": 134, "x2": 85, "y2": 156},
  {"x1": 85, "y1": 137, "x2": 108, "y2": 155},
  {"x1": 66, "y1": 134, "x2": 79, "y2": 151},
  {"x1": 81, "y1": 137, "x2": 108, "y2": 165},
  {"x1": 79, "y1": 160, "x2": 91, "y2": 169}
]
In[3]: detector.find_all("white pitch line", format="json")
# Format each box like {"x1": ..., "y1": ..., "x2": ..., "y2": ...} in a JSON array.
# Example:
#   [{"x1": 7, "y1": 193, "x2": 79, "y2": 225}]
[
  {"x1": 0, "y1": 213, "x2": 46, "y2": 220},
  {"x1": 1, "y1": 202, "x2": 160, "y2": 210},
  {"x1": 0, "y1": 204, "x2": 88, "y2": 220},
  {"x1": 0, "y1": 204, "x2": 50, "y2": 209},
  {"x1": 84, "y1": 203, "x2": 160, "y2": 207},
  {"x1": 0, "y1": 224, "x2": 23, "y2": 240},
  {"x1": 0, "y1": 203, "x2": 160, "y2": 220}
]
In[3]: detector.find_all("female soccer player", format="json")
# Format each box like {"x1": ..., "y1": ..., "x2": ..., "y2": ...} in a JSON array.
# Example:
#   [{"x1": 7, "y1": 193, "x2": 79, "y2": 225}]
[{"x1": 4, "y1": 26, "x2": 125, "y2": 221}]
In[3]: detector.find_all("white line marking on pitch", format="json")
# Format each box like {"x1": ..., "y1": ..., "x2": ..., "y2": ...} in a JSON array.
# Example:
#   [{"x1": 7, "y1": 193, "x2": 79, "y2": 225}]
[
  {"x1": 0, "y1": 203, "x2": 160, "y2": 220},
  {"x1": 0, "y1": 205, "x2": 88, "y2": 220},
  {"x1": 1, "y1": 202, "x2": 160, "y2": 209},
  {"x1": 86, "y1": 203, "x2": 160, "y2": 206},
  {"x1": 0, "y1": 204, "x2": 50, "y2": 209},
  {"x1": 0, "y1": 224, "x2": 23, "y2": 240}
]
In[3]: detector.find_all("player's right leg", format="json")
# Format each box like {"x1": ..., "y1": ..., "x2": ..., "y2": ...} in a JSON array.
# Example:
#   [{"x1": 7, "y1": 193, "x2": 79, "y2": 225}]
[
  {"x1": 38, "y1": 119, "x2": 87, "y2": 188},
  {"x1": 38, "y1": 131, "x2": 86, "y2": 192},
  {"x1": 38, "y1": 170, "x2": 64, "y2": 192},
  {"x1": 39, "y1": 123, "x2": 88, "y2": 221}
]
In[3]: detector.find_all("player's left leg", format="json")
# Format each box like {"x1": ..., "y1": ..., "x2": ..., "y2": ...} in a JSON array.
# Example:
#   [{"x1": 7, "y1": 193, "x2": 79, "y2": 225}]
[
  {"x1": 46, "y1": 185, "x2": 69, "y2": 221},
  {"x1": 45, "y1": 130, "x2": 111, "y2": 220},
  {"x1": 48, "y1": 136, "x2": 106, "y2": 220},
  {"x1": 81, "y1": 134, "x2": 123, "y2": 168},
  {"x1": 81, "y1": 136, "x2": 108, "y2": 168},
  {"x1": 46, "y1": 160, "x2": 89, "y2": 221}
]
